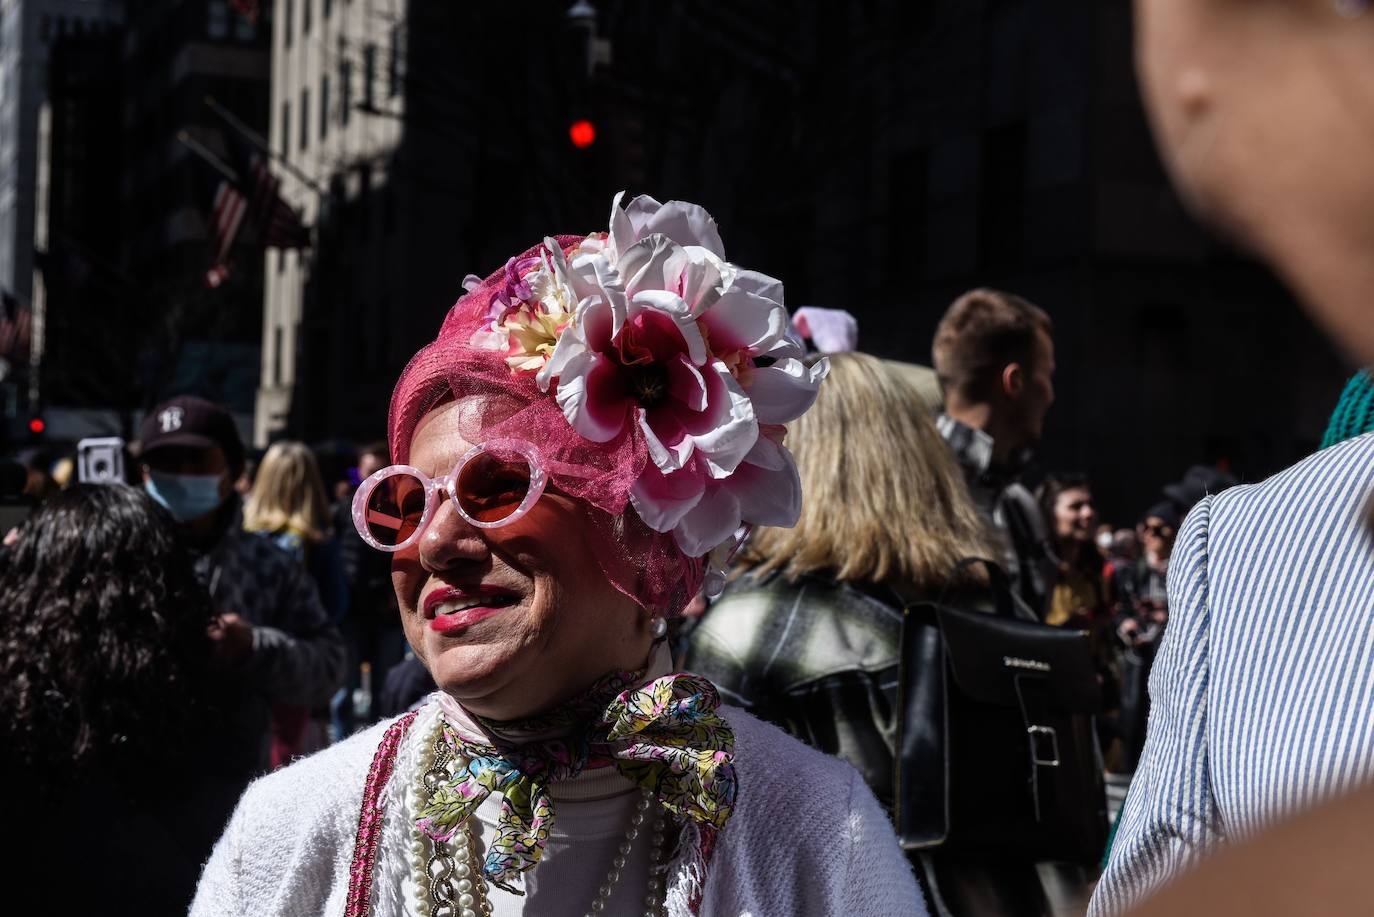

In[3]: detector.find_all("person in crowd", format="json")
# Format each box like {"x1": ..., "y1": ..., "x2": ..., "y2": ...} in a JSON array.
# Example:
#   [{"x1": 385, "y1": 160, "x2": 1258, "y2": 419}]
[
  {"x1": 332, "y1": 440, "x2": 408, "y2": 733},
  {"x1": 1114, "y1": 503, "x2": 1177, "y2": 643},
  {"x1": 1320, "y1": 369, "x2": 1374, "y2": 449},
  {"x1": 684, "y1": 351, "x2": 1000, "y2": 805},
  {"x1": 683, "y1": 351, "x2": 1091, "y2": 915},
  {"x1": 139, "y1": 395, "x2": 346, "y2": 774},
  {"x1": 1037, "y1": 473, "x2": 1107, "y2": 629},
  {"x1": 932, "y1": 288, "x2": 1058, "y2": 616},
  {"x1": 1038, "y1": 473, "x2": 1123, "y2": 773},
  {"x1": 245, "y1": 440, "x2": 348, "y2": 620},
  {"x1": 192, "y1": 194, "x2": 922, "y2": 917},
  {"x1": 0, "y1": 484, "x2": 251, "y2": 914},
  {"x1": 244, "y1": 440, "x2": 349, "y2": 764},
  {"x1": 1090, "y1": 1, "x2": 1374, "y2": 913},
  {"x1": 1110, "y1": 502, "x2": 1179, "y2": 774}
]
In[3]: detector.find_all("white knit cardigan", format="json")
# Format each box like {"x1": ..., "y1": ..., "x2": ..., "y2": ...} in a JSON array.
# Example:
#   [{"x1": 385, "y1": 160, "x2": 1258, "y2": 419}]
[{"x1": 190, "y1": 700, "x2": 926, "y2": 917}]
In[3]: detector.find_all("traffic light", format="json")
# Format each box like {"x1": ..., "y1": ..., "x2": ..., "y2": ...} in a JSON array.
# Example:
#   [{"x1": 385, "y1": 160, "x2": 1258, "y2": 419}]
[
  {"x1": 27, "y1": 416, "x2": 45, "y2": 438},
  {"x1": 569, "y1": 119, "x2": 596, "y2": 149}
]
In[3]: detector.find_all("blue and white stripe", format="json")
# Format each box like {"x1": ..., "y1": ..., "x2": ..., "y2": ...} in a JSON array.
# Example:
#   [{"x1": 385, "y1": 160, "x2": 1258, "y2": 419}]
[{"x1": 1090, "y1": 432, "x2": 1374, "y2": 915}]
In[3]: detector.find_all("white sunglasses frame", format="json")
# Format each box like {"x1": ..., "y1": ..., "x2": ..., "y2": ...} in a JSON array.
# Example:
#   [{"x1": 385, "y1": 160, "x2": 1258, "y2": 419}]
[{"x1": 350, "y1": 438, "x2": 549, "y2": 552}]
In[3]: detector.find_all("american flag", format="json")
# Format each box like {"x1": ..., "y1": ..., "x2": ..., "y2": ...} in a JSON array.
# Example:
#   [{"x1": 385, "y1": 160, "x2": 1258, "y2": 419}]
[
  {"x1": 0, "y1": 292, "x2": 31, "y2": 359},
  {"x1": 199, "y1": 133, "x2": 309, "y2": 287},
  {"x1": 206, "y1": 175, "x2": 248, "y2": 286}
]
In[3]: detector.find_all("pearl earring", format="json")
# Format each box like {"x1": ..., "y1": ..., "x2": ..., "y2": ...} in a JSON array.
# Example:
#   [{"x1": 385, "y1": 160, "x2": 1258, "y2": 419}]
[{"x1": 650, "y1": 616, "x2": 668, "y2": 639}]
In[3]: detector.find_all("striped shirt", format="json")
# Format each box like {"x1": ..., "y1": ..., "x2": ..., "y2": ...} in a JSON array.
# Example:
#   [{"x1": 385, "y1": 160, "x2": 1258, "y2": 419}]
[{"x1": 1090, "y1": 432, "x2": 1374, "y2": 915}]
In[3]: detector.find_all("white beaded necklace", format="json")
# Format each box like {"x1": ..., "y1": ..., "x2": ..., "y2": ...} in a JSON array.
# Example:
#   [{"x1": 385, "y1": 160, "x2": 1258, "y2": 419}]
[{"x1": 414, "y1": 722, "x2": 670, "y2": 917}]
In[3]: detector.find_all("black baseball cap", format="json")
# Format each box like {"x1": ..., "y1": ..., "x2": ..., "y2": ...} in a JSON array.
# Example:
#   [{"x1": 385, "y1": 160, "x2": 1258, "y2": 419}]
[{"x1": 139, "y1": 396, "x2": 245, "y2": 472}]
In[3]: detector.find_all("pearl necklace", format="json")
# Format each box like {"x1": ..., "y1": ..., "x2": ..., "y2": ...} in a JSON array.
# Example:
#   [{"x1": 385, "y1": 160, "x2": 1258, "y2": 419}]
[{"x1": 416, "y1": 724, "x2": 670, "y2": 917}]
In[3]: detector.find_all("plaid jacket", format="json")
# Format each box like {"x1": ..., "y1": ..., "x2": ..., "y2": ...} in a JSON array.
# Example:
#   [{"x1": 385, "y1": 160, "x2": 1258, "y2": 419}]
[
  {"x1": 682, "y1": 571, "x2": 902, "y2": 810},
  {"x1": 937, "y1": 414, "x2": 1056, "y2": 617}
]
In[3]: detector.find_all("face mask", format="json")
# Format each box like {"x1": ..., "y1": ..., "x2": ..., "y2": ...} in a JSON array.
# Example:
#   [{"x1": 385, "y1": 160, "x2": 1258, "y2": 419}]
[{"x1": 145, "y1": 470, "x2": 226, "y2": 522}]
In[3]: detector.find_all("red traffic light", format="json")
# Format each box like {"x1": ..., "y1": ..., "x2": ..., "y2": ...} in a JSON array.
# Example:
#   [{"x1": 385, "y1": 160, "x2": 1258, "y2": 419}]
[
  {"x1": 569, "y1": 119, "x2": 596, "y2": 149},
  {"x1": 28, "y1": 417, "x2": 45, "y2": 435}
]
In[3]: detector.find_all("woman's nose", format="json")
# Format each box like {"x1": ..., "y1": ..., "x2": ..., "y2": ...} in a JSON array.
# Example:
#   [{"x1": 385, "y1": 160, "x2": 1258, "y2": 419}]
[{"x1": 418, "y1": 498, "x2": 491, "y2": 573}]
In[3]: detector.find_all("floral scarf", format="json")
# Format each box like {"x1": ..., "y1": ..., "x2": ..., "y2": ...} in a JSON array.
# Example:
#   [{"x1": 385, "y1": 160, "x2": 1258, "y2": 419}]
[{"x1": 415, "y1": 665, "x2": 737, "y2": 893}]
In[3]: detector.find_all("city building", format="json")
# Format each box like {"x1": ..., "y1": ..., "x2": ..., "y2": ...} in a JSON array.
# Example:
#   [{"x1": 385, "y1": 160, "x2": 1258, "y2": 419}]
[
  {"x1": 0, "y1": 0, "x2": 119, "y2": 424},
  {"x1": 257, "y1": 0, "x2": 406, "y2": 446},
  {"x1": 261, "y1": 0, "x2": 1347, "y2": 515},
  {"x1": 24, "y1": 0, "x2": 273, "y2": 443}
]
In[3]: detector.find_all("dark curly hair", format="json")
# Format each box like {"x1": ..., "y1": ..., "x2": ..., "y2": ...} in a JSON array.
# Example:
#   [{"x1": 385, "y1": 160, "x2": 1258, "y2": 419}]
[{"x1": 0, "y1": 484, "x2": 217, "y2": 784}]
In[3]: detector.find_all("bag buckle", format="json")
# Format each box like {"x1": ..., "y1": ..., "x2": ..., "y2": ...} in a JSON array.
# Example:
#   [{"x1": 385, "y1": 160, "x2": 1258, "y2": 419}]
[{"x1": 1027, "y1": 725, "x2": 1060, "y2": 767}]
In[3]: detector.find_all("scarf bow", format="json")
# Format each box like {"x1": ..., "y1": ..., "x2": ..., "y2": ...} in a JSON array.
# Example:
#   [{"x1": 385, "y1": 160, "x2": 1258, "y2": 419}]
[{"x1": 416, "y1": 671, "x2": 736, "y2": 893}]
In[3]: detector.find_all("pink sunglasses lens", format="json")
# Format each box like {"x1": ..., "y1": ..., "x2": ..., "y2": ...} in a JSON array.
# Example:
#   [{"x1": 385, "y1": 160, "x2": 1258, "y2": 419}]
[
  {"x1": 456, "y1": 448, "x2": 534, "y2": 524},
  {"x1": 365, "y1": 473, "x2": 427, "y2": 547}
]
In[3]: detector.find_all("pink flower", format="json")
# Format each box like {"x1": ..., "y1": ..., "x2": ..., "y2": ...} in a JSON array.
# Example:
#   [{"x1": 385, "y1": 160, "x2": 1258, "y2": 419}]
[
  {"x1": 533, "y1": 193, "x2": 830, "y2": 556},
  {"x1": 632, "y1": 425, "x2": 804, "y2": 556}
]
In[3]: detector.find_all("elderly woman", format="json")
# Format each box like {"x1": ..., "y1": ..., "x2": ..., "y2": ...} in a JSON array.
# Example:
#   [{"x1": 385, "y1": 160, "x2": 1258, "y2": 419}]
[{"x1": 192, "y1": 194, "x2": 923, "y2": 917}]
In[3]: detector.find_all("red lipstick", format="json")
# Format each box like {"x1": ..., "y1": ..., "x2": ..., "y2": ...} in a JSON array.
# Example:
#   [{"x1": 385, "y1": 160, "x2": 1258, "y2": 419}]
[{"x1": 423, "y1": 585, "x2": 521, "y2": 634}]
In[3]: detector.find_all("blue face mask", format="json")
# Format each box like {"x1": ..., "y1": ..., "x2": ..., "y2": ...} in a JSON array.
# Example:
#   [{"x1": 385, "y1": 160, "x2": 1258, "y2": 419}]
[{"x1": 145, "y1": 470, "x2": 226, "y2": 522}]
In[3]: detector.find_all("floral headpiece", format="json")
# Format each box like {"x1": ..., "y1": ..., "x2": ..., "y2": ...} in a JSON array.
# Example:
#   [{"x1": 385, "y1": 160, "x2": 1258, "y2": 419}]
[{"x1": 389, "y1": 193, "x2": 827, "y2": 609}]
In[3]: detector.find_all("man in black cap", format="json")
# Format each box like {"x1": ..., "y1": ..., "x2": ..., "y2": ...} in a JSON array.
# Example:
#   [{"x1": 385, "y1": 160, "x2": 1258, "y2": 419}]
[{"x1": 140, "y1": 395, "x2": 346, "y2": 771}]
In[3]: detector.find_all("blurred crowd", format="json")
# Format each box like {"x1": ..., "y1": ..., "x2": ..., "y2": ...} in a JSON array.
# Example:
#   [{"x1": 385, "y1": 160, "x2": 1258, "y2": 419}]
[{"x1": 3, "y1": 282, "x2": 1366, "y2": 915}]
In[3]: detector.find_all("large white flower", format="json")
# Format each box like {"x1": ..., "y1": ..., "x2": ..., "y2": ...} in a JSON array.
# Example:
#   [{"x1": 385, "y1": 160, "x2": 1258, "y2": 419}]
[{"x1": 492, "y1": 193, "x2": 829, "y2": 556}]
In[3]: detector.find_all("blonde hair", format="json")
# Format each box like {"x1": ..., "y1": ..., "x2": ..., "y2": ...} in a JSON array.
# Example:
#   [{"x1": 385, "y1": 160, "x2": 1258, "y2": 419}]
[
  {"x1": 243, "y1": 441, "x2": 330, "y2": 544},
  {"x1": 740, "y1": 351, "x2": 997, "y2": 592}
]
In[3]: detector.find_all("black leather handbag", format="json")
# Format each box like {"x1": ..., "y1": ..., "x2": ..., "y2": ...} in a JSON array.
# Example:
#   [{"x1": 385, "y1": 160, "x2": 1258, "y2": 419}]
[{"x1": 894, "y1": 559, "x2": 1108, "y2": 866}]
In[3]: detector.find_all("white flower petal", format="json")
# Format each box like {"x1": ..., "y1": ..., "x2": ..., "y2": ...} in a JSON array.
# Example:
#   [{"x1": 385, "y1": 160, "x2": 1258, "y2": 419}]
[
  {"x1": 629, "y1": 464, "x2": 705, "y2": 533},
  {"x1": 732, "y1": 451, "x2": 802, "y2": 528},
  {"x1": 608, "y1": 190, "x2": 635, "y2": 260},
  {"x1": 536, "y1": 321, "x2": 585, "y2": 392},
  {"x1": 470, "y1": 327, "x2": 509, "y2": 352},
  {"x1": 618, "y1": 235, "x2": 682, "y2": 295},
  {"x1": 630, "y1": 290, "x2": 709, "y2": 366},
  {"x1": 667, "y1": 354, "x2": 708, "y2": 412},
  {"x1": 701, "y1": 290, "x2": 790, "y2": 355},
  {"x1": 554, "y1": 350, "x2": 627, "y2": 443},
  {"x1": 729, "y1": 269, "x2": 784, "y2": 305},
  {"x1": 639, "y1": 408, "x2": 696, "y2": 473},
  {"x1": 742, "y1": 429, "x2": 788, "y2": 471},
  {"x1": 749, "y1": 356, "x2": 829, "y2": 424},
  {"x1": 671, "y1": 484, "x2": 742, "y2": 557},
  {"x1": 694, "y1": 363, "x2": 758, "y2": 478},
  {"x1": 632, "y1": 198, "x2": 725, "y2": 257}
]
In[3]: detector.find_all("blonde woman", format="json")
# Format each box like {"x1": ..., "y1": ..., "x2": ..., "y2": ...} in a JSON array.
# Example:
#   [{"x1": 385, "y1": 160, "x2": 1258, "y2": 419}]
[
  {"x1": 681, "y1": 350, "x2": 1084, "y2": 916},
  {"x1": 245, "y1": 441, "x2": 348, "y2": 764},
  {"x1": 683, "y1": 351, "x2": 996, "y2": 803}
]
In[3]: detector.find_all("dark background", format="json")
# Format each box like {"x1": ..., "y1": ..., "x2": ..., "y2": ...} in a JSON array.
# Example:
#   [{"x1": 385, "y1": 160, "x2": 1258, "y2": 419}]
[{"x1": 20, "y1": 0, "x2": 1355, "y2": 523}]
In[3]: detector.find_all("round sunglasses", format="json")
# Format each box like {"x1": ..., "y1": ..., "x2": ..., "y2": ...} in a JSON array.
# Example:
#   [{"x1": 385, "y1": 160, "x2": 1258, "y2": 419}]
[{"x1": 351, "y1": 438, "x2": 549, "y2": 552}]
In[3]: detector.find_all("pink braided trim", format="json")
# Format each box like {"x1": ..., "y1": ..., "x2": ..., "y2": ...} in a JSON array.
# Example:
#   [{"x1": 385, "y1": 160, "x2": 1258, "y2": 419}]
[
  {"x1": 688, "y1": 824, "x2": 720, "y2": 916},
  {"x1": 345, "y1": 710, "x2": 421, "y2": 917}
]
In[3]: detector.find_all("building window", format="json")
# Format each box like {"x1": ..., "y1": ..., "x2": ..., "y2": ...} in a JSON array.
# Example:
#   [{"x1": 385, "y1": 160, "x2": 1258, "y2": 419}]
[
  {"x1": 284, "y1": 0, "x2": 293, "y2": 48},
  {"x1": 280, "y1": 100, "x2": 291, "y2": 156},
  {"x1": 320, "y1": 74, "x2": 330, "y2": 139},
  {"x1": 363, "y1": 43, "x2": 376, "y2": 111},
  {"x1": 340, "y1": 39, "x2": 352, "y2": 126},
  {"x1": 208, "y1": 0, "x2": 229, "y2": 39},
  {"x1": 302, "y1": 0, "x2": 311, "y2": 36},
  {"x1": 273, "y1": 325, "x2": 283, "y2": 386},
  {"x1": 299, "y1": 88, "x2": 309, "y2": 152},
  {"x1": 324, "y1": 0, "x2": 332, "y2": 19},
  {"x1": 389, "y1": 25, "x2": 401, "y2": 97}
]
